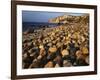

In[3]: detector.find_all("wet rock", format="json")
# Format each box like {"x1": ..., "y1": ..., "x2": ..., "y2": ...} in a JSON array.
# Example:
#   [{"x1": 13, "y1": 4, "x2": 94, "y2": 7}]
[
  {"x1": 49, "y1": 46, "x2": 57, "y2": 53},
  {"x1": 85, "y1": 56, "x2": 89, "y2": 64},
  {"x1": 61, "y1": 49, "x2": 69, "y2": 57},
  {"x1": 63, "y1": 60, "x2": 72, "y2": 67},
  {"x1": 76, "y1": 58, "x2": 88, "y2": 66},
  {"x1": 53, "y1": 55, "x2": 63, "y2": 67},
  {"x1": 81, "y1": 47, "x2": 89, "y2": 55},
  {"x1": 44, "y1": 61, "x2": 54, "y2": 68},
  {"x1": 55, "y1": 63, "x2": 60, "y2": 67}
]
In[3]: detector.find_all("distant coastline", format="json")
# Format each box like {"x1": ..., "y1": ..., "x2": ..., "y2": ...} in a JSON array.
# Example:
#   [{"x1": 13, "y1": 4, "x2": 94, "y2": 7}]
[{"x1": 22, "y1": 22, "x2": 61, "y2": 31}]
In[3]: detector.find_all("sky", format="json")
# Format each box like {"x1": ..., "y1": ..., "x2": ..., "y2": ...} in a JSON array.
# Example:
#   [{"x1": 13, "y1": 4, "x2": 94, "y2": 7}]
[{"x1": 22, "y1": 11, "x2": 85, "y2": 22}]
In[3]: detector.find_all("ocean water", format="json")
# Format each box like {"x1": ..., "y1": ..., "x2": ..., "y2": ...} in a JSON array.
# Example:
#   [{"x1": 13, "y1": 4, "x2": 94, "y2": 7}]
[{"x1": 22, "y1": 22, "x2": 61, "y2": 31}]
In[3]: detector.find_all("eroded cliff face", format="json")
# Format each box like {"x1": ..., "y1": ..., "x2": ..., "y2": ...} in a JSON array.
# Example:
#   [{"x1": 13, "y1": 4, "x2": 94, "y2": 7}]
[{"x1": 49, "y1": 14, "x2": 89, "y2": 24}]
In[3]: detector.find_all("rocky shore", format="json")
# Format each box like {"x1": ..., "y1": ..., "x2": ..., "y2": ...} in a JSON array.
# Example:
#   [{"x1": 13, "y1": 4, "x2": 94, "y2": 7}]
[{"x1": 22, "y1": 14, "x2": 89, "y2": 69}]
